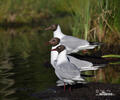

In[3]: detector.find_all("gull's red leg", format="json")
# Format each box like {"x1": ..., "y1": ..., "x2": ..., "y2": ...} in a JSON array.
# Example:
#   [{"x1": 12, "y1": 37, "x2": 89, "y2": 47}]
[{"x1": 69, "y1": 86, "x2": 71, "y2": 92}]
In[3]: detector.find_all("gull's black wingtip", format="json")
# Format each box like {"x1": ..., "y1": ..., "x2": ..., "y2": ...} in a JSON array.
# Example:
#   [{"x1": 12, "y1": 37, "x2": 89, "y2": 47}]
[{"x1": 89, "y1": 42, "x2": 104, "y2": 46}]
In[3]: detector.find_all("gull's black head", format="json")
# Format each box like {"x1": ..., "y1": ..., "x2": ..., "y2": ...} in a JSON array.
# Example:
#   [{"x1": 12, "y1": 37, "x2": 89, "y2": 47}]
[
  {"x1": 51, "y1": 45, "x2": 65, "y2": 53},
  {"x1": 49, "y1": 37, "x2": 60, "y2": 46},
  {"x1": 45, "y1": 24, "x2": 58, "y2": 31}
]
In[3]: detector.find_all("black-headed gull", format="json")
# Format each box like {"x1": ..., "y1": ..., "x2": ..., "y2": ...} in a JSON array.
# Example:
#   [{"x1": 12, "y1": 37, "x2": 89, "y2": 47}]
[
  {"x1": 51, "y1": 45, "x2": 95, "y2": 87},
  {"x1": 49, "y1": 39, "x2": 103, "y2": 72},
  {"x1": 46, "y1": 24, "x2": 101, "y2": 54},
  {"x1": 51, "y1": 45, "x2": 86, "y2": 91}
]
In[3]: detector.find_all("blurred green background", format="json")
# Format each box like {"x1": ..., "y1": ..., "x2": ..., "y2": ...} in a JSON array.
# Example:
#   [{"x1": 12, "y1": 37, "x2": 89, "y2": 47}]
[{"x1": 0, "y1": 0, "x2": 120, "y2": 100}]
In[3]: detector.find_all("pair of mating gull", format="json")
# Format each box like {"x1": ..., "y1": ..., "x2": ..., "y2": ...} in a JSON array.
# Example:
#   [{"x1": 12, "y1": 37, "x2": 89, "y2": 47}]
[{"x1": 46, "y1": 24, "x2": 103, "y2": 91}]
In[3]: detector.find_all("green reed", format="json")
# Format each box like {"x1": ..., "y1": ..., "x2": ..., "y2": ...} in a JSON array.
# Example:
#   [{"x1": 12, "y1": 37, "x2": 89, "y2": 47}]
[
  {"x1": 0, "y1": 0, "x2": 119, "y2": 42},
  {"x1": 102, "y1": 54, "x2": 120, "y2": 58},
  {"x1": 55, "y1": 0, "x2": 120, "y2": 43}
]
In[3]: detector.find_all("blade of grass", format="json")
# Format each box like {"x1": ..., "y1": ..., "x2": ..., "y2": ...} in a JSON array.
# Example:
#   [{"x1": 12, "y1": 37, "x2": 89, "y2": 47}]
[{"x1": 102, "y1": 54, "x2": 120, "y2": 58}]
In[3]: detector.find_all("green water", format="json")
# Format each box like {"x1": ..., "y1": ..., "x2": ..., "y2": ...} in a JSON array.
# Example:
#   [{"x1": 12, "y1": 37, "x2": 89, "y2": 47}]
[
  {"x1": 0, "y1": 26, "x2": 120, "y2": 100},
  {"x1": 0, "y1": 27, "x2": 57, "y2": 100}
]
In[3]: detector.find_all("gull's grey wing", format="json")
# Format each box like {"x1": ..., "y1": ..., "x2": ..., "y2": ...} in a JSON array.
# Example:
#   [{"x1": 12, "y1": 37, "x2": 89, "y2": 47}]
[
  {"x1": 67, "y1": 55, "x2": 93, "y2": 70},
  {"x1": 61, "y1": 36, "x2": 89, "y2": 49},
  {"x1": 54, "y1": 60, "x2": 57, "y2": 67},
  {"x1": 56, "y1": 62, "x2": 80, "y2": 79}
]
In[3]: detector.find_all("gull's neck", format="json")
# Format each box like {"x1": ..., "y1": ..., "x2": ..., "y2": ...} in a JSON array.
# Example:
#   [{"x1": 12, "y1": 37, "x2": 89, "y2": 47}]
[
  {"x1": 50, "y1": 46, "x2": 59, "y2": 68},
  {"x1": 53, "y1": 25, "x2": 65, "y2": 39},
  {"x1": 57, "y1": 50, "x2": 68, "y2": 65}
]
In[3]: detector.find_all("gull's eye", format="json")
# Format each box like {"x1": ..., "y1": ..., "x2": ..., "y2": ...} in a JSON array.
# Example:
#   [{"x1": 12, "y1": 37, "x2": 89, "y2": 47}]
[
  {"x1": 58, "y1": 46, "x2": 61, "y2": 49},
  {"x1": 52, "y1": 25, "x2": 55, "y2": 29},
  {"x1": 52, "y1": 39, "x2": 56, "y2": 42}
]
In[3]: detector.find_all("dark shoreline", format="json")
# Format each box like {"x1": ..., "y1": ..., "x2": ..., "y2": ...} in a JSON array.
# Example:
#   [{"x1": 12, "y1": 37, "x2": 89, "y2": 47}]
[{"x1": 16, "y1": 82, "x2": 120, "y2": 100}]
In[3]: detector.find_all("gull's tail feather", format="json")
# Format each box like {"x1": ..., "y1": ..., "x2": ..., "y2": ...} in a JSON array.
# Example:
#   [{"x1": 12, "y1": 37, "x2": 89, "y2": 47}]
[
  {"x1": 77, "y1": 81, "x2": 87, "y2": 84},
  {"x1": 78, "y1": 45, "x2": 97, "y2": 50},
  {"x1": 93, "y1": 64, "x2": 106, "y2": 68},
  {"x1": 89, "y1": 42, "x2": 103, "y2": 46},
  {"x1": 72, "y1": 76, "x2": 85, "y2": 81},
  {"x1": 80, "y1": 67, "x2": 98, "y2": 71}
]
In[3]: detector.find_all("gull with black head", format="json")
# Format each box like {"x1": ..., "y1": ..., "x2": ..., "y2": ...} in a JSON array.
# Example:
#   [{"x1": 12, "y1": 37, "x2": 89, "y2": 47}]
[
  {"x1": 49, "y1": 38, "x2": 104, "y2": 73},
  {"x1": 46, "y1": 24, "x2": 101, "y2": 54},
  {"x1": 51, "y1": 45, "x2": 86, "y2": 92}
]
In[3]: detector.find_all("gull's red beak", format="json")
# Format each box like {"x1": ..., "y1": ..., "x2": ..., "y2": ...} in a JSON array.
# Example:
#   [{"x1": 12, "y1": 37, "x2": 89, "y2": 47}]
[
  {"x1": 45, "y1": 40, "x2": 52, "y2": 45},
  {"x1": 45, "y1": 42, "x2": 49, "y2": 45},
  {"x1": 51, "y1": 49, "x2": 56, "y2": 51},
  {"x1": 48, "y1": 41, "x2": 51, "y2": 44},
  {"x1": 45, "y1": 26, "x2": 52, "y2": 31}
]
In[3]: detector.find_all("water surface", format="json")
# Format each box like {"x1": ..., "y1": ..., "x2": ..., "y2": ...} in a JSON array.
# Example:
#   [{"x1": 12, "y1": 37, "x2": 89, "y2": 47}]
[{"x1": 0, "y1": 26, "x2": 120, "y2": 100}]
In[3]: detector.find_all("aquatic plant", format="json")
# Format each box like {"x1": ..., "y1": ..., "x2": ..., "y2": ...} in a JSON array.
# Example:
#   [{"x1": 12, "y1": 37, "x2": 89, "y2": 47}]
[{"x1": 102, "y1": 54, "x2": 120, "y2": 58}]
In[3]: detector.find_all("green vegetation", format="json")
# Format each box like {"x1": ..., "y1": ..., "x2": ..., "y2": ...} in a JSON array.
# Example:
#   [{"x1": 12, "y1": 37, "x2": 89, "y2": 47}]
[
  {"x1": 0, "y1": 0, "x2": 119, "y2": 45},
  {"x1": 102, "y1": 54, "x2": 120, "y2": 58},
  {"x1": 0, "y1": 1, "x2": 120, "y2": 98},
  {"x1": 0, "y1": 0, "x2": 55, "y2": 23}
]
